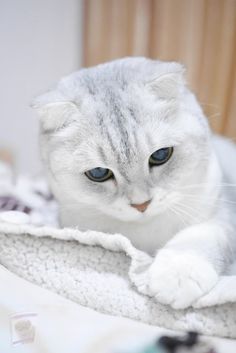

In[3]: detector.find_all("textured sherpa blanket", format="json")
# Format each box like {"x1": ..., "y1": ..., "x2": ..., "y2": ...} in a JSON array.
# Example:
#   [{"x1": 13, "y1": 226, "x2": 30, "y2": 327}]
[{"x1": 0, "y1": 162, "x2": 236, "y2": 338}]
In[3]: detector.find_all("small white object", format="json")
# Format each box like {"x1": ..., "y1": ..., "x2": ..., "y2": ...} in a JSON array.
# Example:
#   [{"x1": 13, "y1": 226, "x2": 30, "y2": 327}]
[
  {"x1": 0, "y1": 211, "x2": 30, "y2": 224},
  {"x1": 10, "y1": 312, "x2": 37, "y2": 346}
]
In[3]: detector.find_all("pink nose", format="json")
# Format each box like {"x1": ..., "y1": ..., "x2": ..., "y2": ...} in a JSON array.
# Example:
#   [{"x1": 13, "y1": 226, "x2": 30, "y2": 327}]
[{"x1": 130, "y1": 200, "x2": 151, "y2": 213}]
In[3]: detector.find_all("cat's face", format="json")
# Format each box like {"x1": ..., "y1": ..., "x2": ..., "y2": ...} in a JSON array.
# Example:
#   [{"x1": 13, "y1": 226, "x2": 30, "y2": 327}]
[{"x1": 33, "y1": 58, "x2": 210, "y2": 222}]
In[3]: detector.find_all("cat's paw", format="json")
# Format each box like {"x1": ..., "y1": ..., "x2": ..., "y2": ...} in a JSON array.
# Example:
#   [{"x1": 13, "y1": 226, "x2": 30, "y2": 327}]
[{"x1": 147, "y1": 250, "x2": 218, "y2": 309}]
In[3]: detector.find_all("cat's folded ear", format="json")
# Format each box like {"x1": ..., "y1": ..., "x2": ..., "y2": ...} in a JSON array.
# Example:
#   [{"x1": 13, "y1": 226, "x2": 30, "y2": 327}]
[
  {"x1": 148, "y1": 62, "x2": 186, "y2": 100},
  {"x1": 31, "y1": 90, "x2": 79, "y2": 133}
]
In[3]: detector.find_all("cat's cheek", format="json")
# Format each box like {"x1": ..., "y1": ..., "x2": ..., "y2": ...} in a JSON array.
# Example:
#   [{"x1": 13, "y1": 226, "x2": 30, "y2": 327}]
[{"x1": 147, "y1": 249, "x2": 218, "y2": 309}]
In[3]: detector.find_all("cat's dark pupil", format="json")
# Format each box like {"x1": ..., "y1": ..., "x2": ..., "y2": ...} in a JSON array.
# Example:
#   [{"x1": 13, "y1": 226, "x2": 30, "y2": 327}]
[
  {"x1": 152, "y1": 148, "x2": 169, "y2": 161},
  {"x1": 89, "y1": 167, "x2": 108, "y2": 179}
]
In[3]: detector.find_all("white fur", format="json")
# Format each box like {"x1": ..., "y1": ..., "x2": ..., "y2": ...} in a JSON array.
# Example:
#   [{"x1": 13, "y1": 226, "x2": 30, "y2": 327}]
[{"x1": 33, "y1": 58, "x2": 236, "y2": 308}]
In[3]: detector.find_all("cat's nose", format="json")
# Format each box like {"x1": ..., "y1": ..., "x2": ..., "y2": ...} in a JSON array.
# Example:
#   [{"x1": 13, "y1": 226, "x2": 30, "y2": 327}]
[{"x1": 130, "y1": 199, "x2": 151, "y2": 213}]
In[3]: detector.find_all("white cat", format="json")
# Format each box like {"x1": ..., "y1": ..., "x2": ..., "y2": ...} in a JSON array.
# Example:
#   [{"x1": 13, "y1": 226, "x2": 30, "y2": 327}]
[{"x1": 32, "y1": 57, "x2": 236, "y2": 309}]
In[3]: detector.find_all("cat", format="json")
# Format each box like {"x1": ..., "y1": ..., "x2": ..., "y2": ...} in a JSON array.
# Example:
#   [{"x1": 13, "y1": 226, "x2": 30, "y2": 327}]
[{"x1": 32, "y1": 57, "x2": 236, "y2": 309}]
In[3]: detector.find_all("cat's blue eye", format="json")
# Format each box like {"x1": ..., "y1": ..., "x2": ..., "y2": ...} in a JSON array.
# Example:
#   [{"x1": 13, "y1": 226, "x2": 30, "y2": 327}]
[
  {"x1": 85, "y1": 167, "x2": 114, "y2": 182},
  {"x1": 149, "y1": 147, "x2": 173, "y2": 166}
]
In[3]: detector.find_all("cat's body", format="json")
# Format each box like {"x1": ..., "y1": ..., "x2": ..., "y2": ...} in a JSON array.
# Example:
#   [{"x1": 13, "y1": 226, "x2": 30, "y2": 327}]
[{"x1": 33, "y1": 58, "x2": 236, "y2": 309}]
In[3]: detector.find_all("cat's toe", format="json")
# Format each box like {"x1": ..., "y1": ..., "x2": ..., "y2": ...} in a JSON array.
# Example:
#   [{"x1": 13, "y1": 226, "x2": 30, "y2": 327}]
[{"x1": 147, "y1": 250, "x2": 218, "y2": 309}]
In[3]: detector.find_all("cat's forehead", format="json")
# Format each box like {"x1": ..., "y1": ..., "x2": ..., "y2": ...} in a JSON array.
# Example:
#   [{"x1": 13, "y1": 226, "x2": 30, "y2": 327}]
[
  {"x1": 77, "y1": 97, "x2": 173, "y2": 175},
  {"x1": 77, "y1": 80, "x2": 177, "y2": 167},
  {"x1": 80, "y1": 89, "x2": 153, "y2": 157},
  {"x1": 80, "y1": 73, "x2": 165, "y2": 128}
]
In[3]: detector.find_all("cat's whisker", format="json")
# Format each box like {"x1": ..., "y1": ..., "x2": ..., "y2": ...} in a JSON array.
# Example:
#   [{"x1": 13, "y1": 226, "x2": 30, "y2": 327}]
[
  {"x1": 174, "y1": 195, "x2": 212, "y2": 221},
  {"x1": 182, "y1": 193, "x2": 236, "y2": 205},
  {"x1": 172, "y1": 184, "x2": 236, "y2": 195},
  {"x1": 171, "y1": 205, "x2": 196, "y2": 226},
  {"x1": 171, "y1": 201, "x2": 204, "y2": 225},
  {"x1": 177, "y1": 202, "x2": 208, "y2": 224},
  {"x1": 176, "y1": 183, "x2": 236, "y2": 190},
  {"x1": 168, "y1": 205, "x2": 189, "y2": 228}
]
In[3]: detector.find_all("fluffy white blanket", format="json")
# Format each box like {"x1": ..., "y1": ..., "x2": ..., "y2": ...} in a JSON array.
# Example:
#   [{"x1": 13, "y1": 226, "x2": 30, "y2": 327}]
[{"x1": 0, "y1": 162, "x2": 235, "y2": 339}]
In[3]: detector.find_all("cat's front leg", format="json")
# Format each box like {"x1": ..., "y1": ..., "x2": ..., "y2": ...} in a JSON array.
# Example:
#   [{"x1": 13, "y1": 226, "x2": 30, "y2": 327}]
[{"x1": 147, "y1": 222, "x2": 232, "y2": 309}]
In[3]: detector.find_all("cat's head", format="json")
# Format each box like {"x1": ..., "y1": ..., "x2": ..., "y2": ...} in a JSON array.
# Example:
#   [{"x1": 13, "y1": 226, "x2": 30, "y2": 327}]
[{"x1": 32, "y1": 57, "x2": 211, "y2": 222}]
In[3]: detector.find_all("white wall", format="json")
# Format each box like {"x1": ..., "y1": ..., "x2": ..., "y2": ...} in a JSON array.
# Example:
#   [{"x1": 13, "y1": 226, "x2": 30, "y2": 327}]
[{"x1": 0, "y1": 0, "x2": 83, "y2": 174}]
